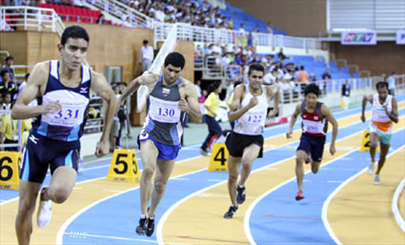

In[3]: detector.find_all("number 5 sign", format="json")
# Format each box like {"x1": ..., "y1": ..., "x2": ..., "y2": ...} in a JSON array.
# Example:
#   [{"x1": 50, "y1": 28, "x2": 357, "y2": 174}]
[
  {"x1": 107, "y1": 149, "x2": 140, "y2": 182},
  {"x1": 208, "y1": 143, "x2": 229, "y2": 172},
  {"x1": 0, "y1": 152, "x2": 22, "y2": 190}
]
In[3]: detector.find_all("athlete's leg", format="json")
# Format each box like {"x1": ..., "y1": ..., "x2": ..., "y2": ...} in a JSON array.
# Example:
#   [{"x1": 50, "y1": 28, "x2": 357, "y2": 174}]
[
  {"x1": 375, "y1": 142, "x2": 390, "y2": 175},
  {"x1": 148, "y1": 158, "x2": 175, "y2": 217},
  {"x1": 15, "y1": 180, "x2": 42, "y2": 245},
  {"x1": 296, "y1": 150, "x2": 308, "y2": 193},
  {"x1": 139, "y1": 140, "x2": 159, "y2": 216},
  {"x1": 238, "y1": 144, "x2": 261, "y2": 186},
  {"x1": 369, "y1": 132, "x2": 380, "y2": 163},
  {"x1": 311, "y1": 161, "x2": 321, "y2": 174},
  {"x1": 41, "y1": 166, "x2": 77, "y2": 203},
  {"x1": 227, "y1": 155, "x2": 241, "y2": 207}
]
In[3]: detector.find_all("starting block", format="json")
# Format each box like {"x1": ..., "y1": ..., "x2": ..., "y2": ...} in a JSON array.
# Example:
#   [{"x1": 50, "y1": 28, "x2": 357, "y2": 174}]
[
  {"x1": 208, "y1": 143, "x2": 229, "y2": 172},
  {"x1": 107, "y1": 149, "x2": 140, "y2": 182}
]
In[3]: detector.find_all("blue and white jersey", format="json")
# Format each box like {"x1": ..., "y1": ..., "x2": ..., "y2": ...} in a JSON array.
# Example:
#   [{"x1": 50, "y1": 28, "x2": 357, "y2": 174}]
[
  {"x1": 142, "y1": 75, "x2": 184, "y2": 145},
  {"x1": 32, "y1": 60, "x2": 91, "y2": 141}
]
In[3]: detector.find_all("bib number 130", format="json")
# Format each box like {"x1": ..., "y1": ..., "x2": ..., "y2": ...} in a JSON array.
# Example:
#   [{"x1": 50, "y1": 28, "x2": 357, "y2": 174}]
[{"x1": 158, "y1": 108, "x2": 175, "y2": 117}]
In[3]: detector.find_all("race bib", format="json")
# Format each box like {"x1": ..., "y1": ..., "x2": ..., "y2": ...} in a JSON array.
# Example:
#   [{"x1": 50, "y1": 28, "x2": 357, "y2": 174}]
[{"x1": 149, "y1": 96, "x2": 180, "y2": 123}]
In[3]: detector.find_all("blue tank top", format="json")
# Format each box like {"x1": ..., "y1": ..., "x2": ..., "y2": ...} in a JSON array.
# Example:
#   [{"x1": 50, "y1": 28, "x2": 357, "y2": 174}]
[
  {"x1": 143, "y1": 75, "x2": 184, "y2": 145},
  {"x1": 32, "y1": 60, "x2": 91, "y2": 141}
]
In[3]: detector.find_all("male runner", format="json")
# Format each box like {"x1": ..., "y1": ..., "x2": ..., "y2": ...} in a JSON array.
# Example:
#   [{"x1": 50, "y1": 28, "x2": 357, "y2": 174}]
[
  {"x1": 118, "y1": 52, "x2": 202, "y2": 236},
  {"x1": 12, "y1": 25, "x2": 117, "y2": 245},
  {"x1": 287, "y1": 83, "x2": 338, "y2": 201}
]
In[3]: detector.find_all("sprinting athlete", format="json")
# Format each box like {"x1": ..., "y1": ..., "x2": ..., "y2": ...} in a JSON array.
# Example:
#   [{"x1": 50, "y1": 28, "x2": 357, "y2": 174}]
[
  {"x1": 287, "y1": 83, "x2": 338, "y2": 201},
  {"x1": 12, "y1": 26, "x2": 117, "y2": 245},
  {"x1": 223, "y1": 63, "x2": 279, "y2": 218},
  {"x1": 361, "y1": 81, "x2": 398, "y2": 185},
  {"x1": 118, "y1": 52, "x2": 202, "y2": 236}
]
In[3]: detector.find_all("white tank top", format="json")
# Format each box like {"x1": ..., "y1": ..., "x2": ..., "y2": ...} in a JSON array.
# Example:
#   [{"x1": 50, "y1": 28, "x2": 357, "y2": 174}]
[
  {"x1": 233, "y1": 85, "x2": 268, "y2": 135},
  {"x1": 370, "y1": 94, "x2": 393, "y2": 133}
]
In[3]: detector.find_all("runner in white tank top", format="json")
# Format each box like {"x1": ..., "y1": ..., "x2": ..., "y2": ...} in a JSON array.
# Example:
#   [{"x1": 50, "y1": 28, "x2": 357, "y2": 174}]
[
  {"x1": 361, "y1": 81, "x2": 399, "y2": 185},
  {"x1": 224, "y1": 63, "x2": 280, "y2": 219}
]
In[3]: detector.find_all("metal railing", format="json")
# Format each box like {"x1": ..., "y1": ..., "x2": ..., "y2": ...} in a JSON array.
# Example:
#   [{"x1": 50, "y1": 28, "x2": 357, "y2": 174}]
[{"x1": 0, "y1": 6, "x2": 65, "y2": 35}]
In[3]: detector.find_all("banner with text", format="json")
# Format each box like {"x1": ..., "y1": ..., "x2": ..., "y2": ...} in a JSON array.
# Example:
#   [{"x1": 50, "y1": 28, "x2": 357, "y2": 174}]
[
  {"x1": 341, "y1": 31, "x2": 377, "y2": 45},
  {"x1": 396, "y1": 30, "x2": 405, "y2": 45}
]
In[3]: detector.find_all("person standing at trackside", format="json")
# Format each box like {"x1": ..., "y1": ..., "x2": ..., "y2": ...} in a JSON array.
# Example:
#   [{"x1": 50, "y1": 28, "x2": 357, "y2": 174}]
[
  {"x1": 341, "y1": 80, "x2": 350, "y2": 110},
  {"x1": 199, "y1": 81, "x2": 223, "y2": 156},
  {"x1": 286, "y1": 84, "x2": 338, "y2": 201},
  {"x1": 117, "y1": 52, "x2": 202, "y2": 237},
  {"x1": 223, "y1": 63, "x2": 279, "y2": 219},
  {"x1": 361, "y1": 81, "x2": 398, "y2": 185},
  {"x1": 12, "y1": 25, "x2": 117, "y2": 245},
  {"x1": 139, "y1": 40, "x2": 154, "y2": 73},
  {"x1": 387, "y1": 71, "x2": 396, "y2": 96}
]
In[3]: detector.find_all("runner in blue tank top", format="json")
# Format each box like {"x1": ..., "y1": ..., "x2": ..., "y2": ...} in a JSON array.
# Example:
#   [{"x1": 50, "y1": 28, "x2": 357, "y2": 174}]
[
  {"x1": 286, "y1": 84, "x2": 338, "y2": 201},
  {"x1": 118, "y1": 52, "x2": 202, "y2": 237},
  {"x1": 12, "y1": 26, "x2": 117, "y2": 245}
]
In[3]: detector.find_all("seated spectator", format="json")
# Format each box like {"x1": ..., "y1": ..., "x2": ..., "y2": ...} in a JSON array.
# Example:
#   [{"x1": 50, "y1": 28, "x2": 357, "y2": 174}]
[
  {"x1": 2, "y1": 56, "x2": 15, "y2": 80},
  {"x1": 0, "y1": 69, "x2": 18, "y2": 100},
  {"x1": 0, "y1": 102, "x2": 32, "y2": 151},
  {"x1": 277, "y1": 48, "x2": 288, "y2": 61},
  {"x1": 267, "y1": 21, "x2": 275, "y2": 34},
  {"x1": 322, "y1": 69, "x2": 331, "y2": 95}
]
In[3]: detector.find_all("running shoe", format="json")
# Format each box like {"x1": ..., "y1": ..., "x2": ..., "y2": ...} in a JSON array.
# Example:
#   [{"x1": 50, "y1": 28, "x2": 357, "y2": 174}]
[
  {"x1": 135, "y1": 217, "x2": 147, "y2": 235},
  {"x1": 374, "y1": 174, "x2": 381, "y2": 185},
  {"x1": 295, "y1": 190, "x2": 304, "y2": 201},
  {"x1": 145, "y1": 217, "x2": 155, "y2": 237},
  {"x1": 223, "y1": 205, "x2": 238, "y2": 219},
  {"x1": 236, "y1": 186, "x2": 246, "y2": 204},
  {"x1": 368, "y1": 162, "x2": 375, "y2": 175},
  {"x1": 37, "y1": 195, "x2": 52, "y2": 228},
  {"x1": 198, "y1": 148, "x2": 208, "y2": 156}
]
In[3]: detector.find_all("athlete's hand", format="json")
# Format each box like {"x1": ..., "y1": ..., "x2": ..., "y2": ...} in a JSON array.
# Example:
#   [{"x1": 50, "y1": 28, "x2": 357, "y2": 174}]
[
  {"x1": 248, "y1": 96, "x2": 258, "y2": 108},
  {"x1": 42, "y1": 101, "x2": 62, "y2": 114},
  {"x1": 286, "y1": 130, "x2": 293, "y2": 139},
  {"x1": 267, "y1": 107, "x2": 278, "y2": 118},
  {"x1": 383, "y1": 105, "x2": 389, "y2": 115},
  {"x1": 360, "y1": 114, "x2": 366, "y2": 122},
  {"x1": 329, "y1": 143, "x2": 336, "y2": 156},
  {"x1": 179, "y1": 98, "x2": 189, "y2": 113},
  {"x1": 95, "y1": 141, "x2": 109, "y2": 157}
]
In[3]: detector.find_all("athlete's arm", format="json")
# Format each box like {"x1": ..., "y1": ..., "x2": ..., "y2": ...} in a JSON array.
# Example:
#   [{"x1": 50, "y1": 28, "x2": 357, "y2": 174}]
[
  {"x1": 286, "y1": 103, "x2": 301, "y2": 138},
  {"x1": 228, "y1": 85, "x2": 257, "y2": 122},
  {"x1": 267, "y1": 84, "x2": 279, "y2": 118},
  {"x1": 386, "y1": 97, "x2": 399, "y2": 123},
  {"x1": 322, "y1": 105, "x2": 338, "y2": 156},
  {"x1": 181, "y1": 81, "x2": 202, "y2": 123},
  {"x1": 361, "y1": 95, "x2": 373, "y2": 122},
  {"x1": 118, "y1": 71, "x2": 158, "y2": 106},
  {"x1": 90, "y1": 71, "x2": 118, "y2": 157},
  {"x1": 11, "y1": 62, "x2": 62, "y2": 120}
]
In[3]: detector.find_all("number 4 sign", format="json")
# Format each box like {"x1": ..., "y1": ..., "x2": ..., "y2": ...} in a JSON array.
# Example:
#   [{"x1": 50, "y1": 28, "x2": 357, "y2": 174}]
[
  {"x1": 106, "y1": 149, "x2": 140, "y2": 182},
  {"x1": 208, "y1": 143, "x2": 229, "y2": 172}
]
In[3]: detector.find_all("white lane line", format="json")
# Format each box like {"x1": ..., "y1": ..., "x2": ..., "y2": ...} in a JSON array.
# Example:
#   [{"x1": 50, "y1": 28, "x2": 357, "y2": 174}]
[
  {"x1": 244, "y1": 147, "x2": 358, "y2": 245},
  {"x1": 171, "y1": 177, "x2": 190, "y2": 181},
  {"x1": 322, "y1": 132, "x2": 405, "y2": 245},
  {"x1": 392, "y1": 177, "x2": 405, "y2": 232},
  {"x1": 207, "y1": 179, "x2": 225, "y2": 182},
  {"x1": 64, "y1": 231, "x2": 158, "y2": 243},
  {"x1": 197, "y1": 193, "x2": 256, "y2": 199}
]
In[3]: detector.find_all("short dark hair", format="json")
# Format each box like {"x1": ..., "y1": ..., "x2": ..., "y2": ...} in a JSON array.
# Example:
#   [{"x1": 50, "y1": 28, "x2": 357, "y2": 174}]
[
  {"x1": 304, "y1": 83, "x2": 320, "y2": 97},
  {"x1": 5, "y1": 56, "x2": 13, "y2": 62},
  {"x1": 143, "y1": 40, "x2": 149, "y2": 45},
  {"x1": 248, "y1": 63, "x2": 264, "y2": 76},
  {"x1": 61, "y1": 25, "x2": 90, "y2": 46},
  {"x1": 208, "y1": 81, "x2": 221, "y2": 95},
  {"x1": 376, "y1": 81, "x2": 388, "y2": 90},
  {"x1": 164, "y1": 52, "x2": 185, "y2": 70},
  {"x1": 0, "y1": 69, "x2": 10, "y2": 77}
]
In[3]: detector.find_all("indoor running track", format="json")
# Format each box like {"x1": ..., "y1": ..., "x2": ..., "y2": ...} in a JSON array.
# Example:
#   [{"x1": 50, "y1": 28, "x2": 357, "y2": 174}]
[{"x1": 1, "y1": 95, "x2": 404, "y2": 245}]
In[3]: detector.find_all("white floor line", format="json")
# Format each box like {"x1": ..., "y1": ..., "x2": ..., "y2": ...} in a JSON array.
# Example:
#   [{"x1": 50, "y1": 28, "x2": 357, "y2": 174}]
[
  {"x1": 63, "y1": 231, "x2": 158, "y2": 243},
  {"x1": 392, "y1": 177, "x2": 405, "y2": 232}
]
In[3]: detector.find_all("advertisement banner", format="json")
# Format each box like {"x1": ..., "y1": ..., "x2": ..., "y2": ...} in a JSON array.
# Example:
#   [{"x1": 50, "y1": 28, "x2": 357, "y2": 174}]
[
  {"x1": 396, "y1": 30, "x2": 405, "y2": 45},
  {"x1": 341, "y1": 31, "x2": 377, "y2": 45}
]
